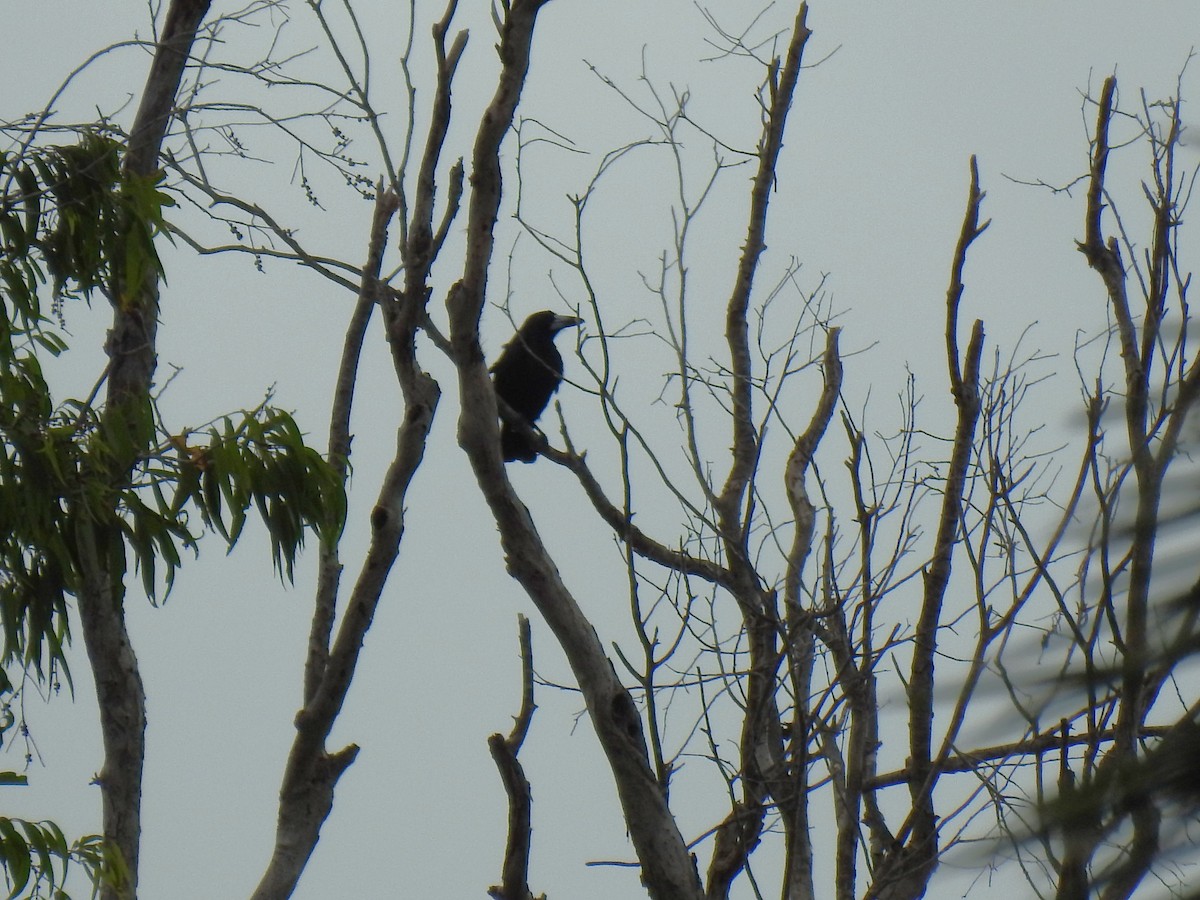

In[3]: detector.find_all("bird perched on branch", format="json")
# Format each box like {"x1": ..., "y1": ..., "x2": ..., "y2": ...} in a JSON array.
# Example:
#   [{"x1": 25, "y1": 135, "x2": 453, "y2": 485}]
[{"x1": 490, "y1": 310, "x2": 582, "y2": 463}]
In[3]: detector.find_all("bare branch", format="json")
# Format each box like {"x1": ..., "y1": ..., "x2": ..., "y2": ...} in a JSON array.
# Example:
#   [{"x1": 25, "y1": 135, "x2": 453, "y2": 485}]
[
  {"x1": 880, "y1": 156, "x2": 988, "y2": 899},
  {"x1": 447, "y1": 2, "x2": 705, "y2": 897},
  {"x1": 717, "y1": 2, "x2": 812, "y2": 541},
  {"x1": 487, "y1": 616, "x2": 543, "y2": 900},
  {"x1": 306, "y1": 187, "x2": 400, "y2": 706}
]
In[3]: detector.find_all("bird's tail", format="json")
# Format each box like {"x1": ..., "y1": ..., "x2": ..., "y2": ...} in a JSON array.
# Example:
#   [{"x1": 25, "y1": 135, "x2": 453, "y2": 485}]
[{"x1": 501, "y1": 423, "x2": 538, "y2": 463}]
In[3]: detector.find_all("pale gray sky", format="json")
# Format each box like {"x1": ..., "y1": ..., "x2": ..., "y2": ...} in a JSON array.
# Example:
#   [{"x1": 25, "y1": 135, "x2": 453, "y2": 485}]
[{"x1": 4, "y1": 2, "x2": 1199, "y2": 897}]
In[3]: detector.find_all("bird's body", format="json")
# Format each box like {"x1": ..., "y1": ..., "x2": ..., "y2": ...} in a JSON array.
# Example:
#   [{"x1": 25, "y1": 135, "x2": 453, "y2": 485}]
[{"x1": 490, "y1": 310, "x2": 582, "y2": 462}]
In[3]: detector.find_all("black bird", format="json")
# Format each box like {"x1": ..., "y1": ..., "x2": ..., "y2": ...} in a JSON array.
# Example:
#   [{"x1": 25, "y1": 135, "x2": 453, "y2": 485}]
[{"x1": 490, "y1": 310, "x2": 582, "y2": 462}]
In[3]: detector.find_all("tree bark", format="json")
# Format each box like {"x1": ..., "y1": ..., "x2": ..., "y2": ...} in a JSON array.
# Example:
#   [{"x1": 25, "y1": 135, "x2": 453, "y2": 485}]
[
  {"x1": 448, "y1": 2, "x2": 705, "y2": 896},
  {"x1": 75, "y1": 3, "x2": 211, "y2": 896},
  {"x1": 876, "y1": 158, "x2": 987, "y2": 900},
  {"x1": 252, "y1": 181, "x2": 445, "y2": 898}
]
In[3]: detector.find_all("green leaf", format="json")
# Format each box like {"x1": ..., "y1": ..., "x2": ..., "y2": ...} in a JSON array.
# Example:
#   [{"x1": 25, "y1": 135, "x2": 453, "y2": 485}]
[
  {"x1": 0, "y1": 818, "x2": 31, "y2": 899},
  {"x1": 14, "y1": 163, "x2": 41, "y2": 242},
  {"x1": 19, "y1": 821, "x2": 53, "y2": 890}
]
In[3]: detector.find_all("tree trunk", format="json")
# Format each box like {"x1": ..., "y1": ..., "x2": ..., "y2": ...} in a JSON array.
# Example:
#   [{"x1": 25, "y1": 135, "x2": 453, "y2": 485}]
[{"x1": 77, "y1": 2, "x2": 212, "y2": 896}]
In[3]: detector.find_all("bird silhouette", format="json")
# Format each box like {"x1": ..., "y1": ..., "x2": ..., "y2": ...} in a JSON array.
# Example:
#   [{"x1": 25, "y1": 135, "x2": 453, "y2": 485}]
[{"x1": 490, "y1": 310, "x2": 582, "y2": 462}]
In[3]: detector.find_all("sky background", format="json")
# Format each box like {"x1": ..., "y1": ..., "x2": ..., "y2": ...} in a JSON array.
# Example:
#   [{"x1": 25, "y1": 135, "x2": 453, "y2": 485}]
[{"x1": 4, "y1": 1, "x2": 1200, "y2": 897}]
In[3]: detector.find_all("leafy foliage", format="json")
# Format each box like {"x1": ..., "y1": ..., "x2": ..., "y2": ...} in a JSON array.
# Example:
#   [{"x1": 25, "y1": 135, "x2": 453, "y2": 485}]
[
  {"x1": 0, "y1": 125, "x2": 346, "y2": 900},
  {"x1": 22, "y1": 132, "x2": 172, "y2": 308},
  {"x1": 1, "y1": 135, "x2": 346, "y2": 686},
  {"x1": 0, "y1": 677, "x2": 118, "y2": 899},
  {"x1": 164, "y1": 404, "x2": 348, "y2": 584},
  {"x1": 0, "y1": 815, "x2": 126, "y2": 900}
]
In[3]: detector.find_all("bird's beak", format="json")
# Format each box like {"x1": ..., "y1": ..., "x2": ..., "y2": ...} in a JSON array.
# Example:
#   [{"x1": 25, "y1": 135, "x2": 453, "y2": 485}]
[{"x1": 552, "y1": 314, "x2": 583, "y2": 332}]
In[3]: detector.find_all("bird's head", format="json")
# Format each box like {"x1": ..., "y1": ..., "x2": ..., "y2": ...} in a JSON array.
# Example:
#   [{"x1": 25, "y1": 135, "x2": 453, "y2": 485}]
[{"x1": 520, "y1": 310, "x2": 582, "y2": 336}]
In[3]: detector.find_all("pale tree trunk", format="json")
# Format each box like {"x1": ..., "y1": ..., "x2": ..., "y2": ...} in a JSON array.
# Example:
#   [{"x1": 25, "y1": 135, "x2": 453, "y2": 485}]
[
  {"x1": 73, "y1": 2, "x2": 211, "y2": 897},
  {"x1": 449, "y1": 1, "x2": 706, "y2": 897},
  {"x1": 252, "y1": 5, "x2": 465, "y2": 895}
]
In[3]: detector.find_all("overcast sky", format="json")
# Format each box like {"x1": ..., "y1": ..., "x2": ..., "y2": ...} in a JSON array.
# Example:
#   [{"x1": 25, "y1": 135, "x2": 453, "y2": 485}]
[{"x1": 4, "y1": 2, "x2": 1200, "y2": 898}]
